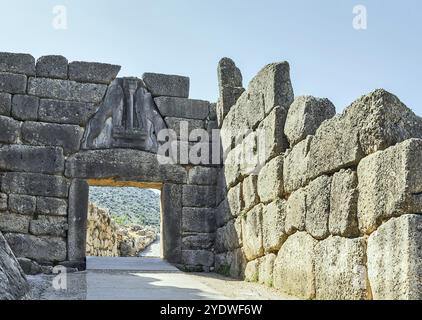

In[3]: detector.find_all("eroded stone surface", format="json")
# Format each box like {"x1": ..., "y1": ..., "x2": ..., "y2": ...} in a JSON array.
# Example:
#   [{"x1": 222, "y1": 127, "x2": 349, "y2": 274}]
[
  {"x1": 241, "y1": 204, "x2": 264, "y2": 261},
  {"x1": 263, "y1": 199, "x2": 287, "y2": 253}
]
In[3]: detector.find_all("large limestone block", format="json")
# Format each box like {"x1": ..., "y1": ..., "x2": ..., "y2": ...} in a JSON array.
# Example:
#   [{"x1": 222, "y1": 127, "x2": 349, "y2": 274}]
[
  {"x1": 284, "y1": 96, "x2": 336, "y2": 147},
  {"x1": 0, "y1": 231, "x2": 30, "y2": 300},
  {"x1": 29, "y1": 216, "x2": 68, "y2": 237},
  {"x1": 4, "y1": 233, "x2": 67, "y2": 262},
  {"x1": 358, "y1": 139, "x2": 422, "y2": 234},
  {"x1": 188, "y1": 166, "x2": 219, "y2": 186},
  {"x1": 227, "y1": 248, "x2": 247, "y2": 279},
  {"x1": 182, "y1": 233, "x2": 215, "y2": 250},
  {"x1": 215, "y1": 198, "x2": 231, "y2": 228},
  {"x1": 257, "y1": 106, "x2": 289, "y2": 163},
  {"x1": 143, "y1": 73, "x2": 189, "y2": 98},
  {"x1": 181, "y1": 250, "x2": 214, "y2": 267},
  {"x1": 215, "y1": 218, "x2": 242, "y2": 253},
  {"x1": 245, "y1": 259, "x2": 260, "y2": 282},
  {"x1": 0, "y1": 52, "x2": 35, "y2": 75},
  {"x1": 305, "y1": 175, "x2": 331, "y2": 240},
  {"x1": 285, "y1": 187, "x2": 307, "y2": 235},
  {"x1": 0, "y1": 193, "x2": 7, "y2": 211},
  {"x1": 182, "y1": 207, "x2": 215, "y2": 233},
  {"x1": 8, "y1": 194, "x2": 36, "y2": 215},
  {"x1": 308, "y1": 90, "x2": 422, "y2": 180},
  {"x1": 367, "y1": 215, "x2": 422, "y2": 300},
  {"x1": 0, "y1": 72, "x2": 27, "y2": 94},
  {"x1": 248, "y1": 62, "x2": 294, "y2": 115},
  {"x1": 283, "y1": 136, "x2": 313, "y2": 193},
  {"x1": 0, "y1": 145, "x2": 65, "y2": 174},
  {"x1": 68, "y1": 61, "x2": 121, "y2": 84},
  {"x1": 0, "y1": 92, "x2": 11, "y2": 116},
  {"x1": 263, "y1": 199, "x2": 287, "y2": 253},
  {"x1": 11, "y1": 94, "x2": 39, "y2": 121},
  {"x1": 227, "y1": 183, "x2": 244, "y2": 218},
  {"x1": 258, "y1": 253, "x2": 277, "y2": 287},
  {"x1": 273, "y1": 232, "x2": 317, "y2": 299},
  {"x1": 0, "y1": 212, "x2": 31, "y2": 233},
  {"x1": 36, "y1": 197, "x2": 68, "y2": 216},
  {"x1": 38, "y1": 99, "x2": 97, "y2": 126},
  {"x1": 1, "y1": 172, "x2": 69, "y2": 198},
  {"x1": 0, "y1": 115, "x2": 20, "y2": 143},
  {"x1": 257, "y1": 155, "x2": 284, "y2": 204},
  {"x1": 242, "y1": 175, "x2": 259, "y2": 213},
  {"x1": 65, "y1": 149, "x2": 187, "y2": 184},
  {"x1": 329, "y1": 169, "x2": 359, "y2": 237},
  {"x1": 164, "y1": 117, "x2": 205, "y2": 142},
  {"x1": 241, "y1": 204, "x2": 264, "y2": 261},
  {"x1": 315, "y1": 237, "x2": 370, "y2": 300},
  {"x1": 36, "y1": 55, "x2": 68, "y2": 79},
  {"x1": 21, "y1": 121, "x2": 84, "y2": 155},
  {"x1": 182, "y1": 185, "x2": 216, "y2": 208},
  {"x1": 154, "y1": 97, "x2": 210, "y2": 120},
  {"x1": 28, "y1": 77, "x2": 108, "y2": 103}
]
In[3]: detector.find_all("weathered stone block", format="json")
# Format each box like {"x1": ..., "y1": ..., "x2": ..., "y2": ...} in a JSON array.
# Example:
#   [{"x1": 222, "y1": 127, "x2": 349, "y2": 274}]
[
  {"x1": 329, "y1": 169, "x2": 359, "y2": 237},
  {"x1": 0, "y1": 231, "x2": 29, "y2": 300},
  {"x1": 285, "y1": 96, "x2": 336, "y2": 147},
  {"x1": 21, "y1": 121, "x2": 84, "y2": 155},
  {"x1": 0, "y1": 72, "x2": 27, "y2": 94},
  {"x1": 1, "y1": 172, "x2": 69, "y2": 198},
  {"x1": 227, "y1": 183, "x2": 244, "y2": 217},
  {"x1": 11, "y1": 94, "x2": 39, "y2": 121},
  {"x1": 209, "y1": 103, "x2": 217, "y2": 121},
  {"x1": 27, "y1": 77, "x2": 107, "y2": 103},
  {"x1": 8, "y1": 194, "x2": 36, "y2": 215},
  {"x1": 36, "y1": 197, "x2": 68, "y2": 216},
  {"x1": 308, "y1": 90, "x2": 422, "y2": 181},
  {"x1": 182, "y1": 207, "x2": 215, "y2": 233},
  {"x1": 283, "y1": 136, "x2": 312, "y2": 193},
  {"x1": 218, "y1": 57, "x2": 243, "y2": 90},
  {"x1": 305, "y1": 175, "x2": 331, "y2": 240},
  {"x1": 215, "y1": 198, "x2": 231, "y2": 228},
  {"x1": 182, "y1": 250, "x2": 214, "y2": 267},
  {"x1": 285, "y1": 187, "x2": 306, "y2": 235},
  {"x1": 242, "y1": 175, "x2": 259, "y2": 213},
  {"x1": 162, "y1": 184, "x2": 182, "y2": 264},
  {"x1": 0, "y1": 145, "x2": 65, "y2": 174},
  {"x1": 4, "y1": 233, "x2": 67, "y2": 262},
  {"x1": 182, "y1": 233, "x2": 215, "y2": 250},
  {"x1": 0, "y1": 212, "x2": 31, "y2": 233},
  {"x1": 223, "y1": 146, "x2": 242, "y2": 189},
  {"x1": 0, "y1": 52, "x2": 35, "y2": 75},
  {"x1": 154, "y1": 97, "x2": 210, "y2": 120},
  {"x1": 68, "y1": 61, "x2": 121, "y2": 84},
  {"x1": 67, "y1": 179, "x2": 88, "y2": 262},
  {"x1": 217, "y1": 86, "x2": 245, "y2": 125},
  {"x1": 188, "y1": 166, "x2": 218, "y2": 185},
  {"x1": 227, "y1": 248, "x2": 247, "y2": 279},
  {"x1": 215, "y1": 218, "x2": 242, "y2": 253},
  {"x1": 30, "y1": 215, "x2": 68, "y2": 237},
  {"x1": 65, "y1": 149, "x2": 187, "y2": 184},
  {"x1": 258, "y1": 254, "x2": 277, "y2": 287},
  {"x1": 367, "y1": 215, "x2": 422, "y2": 300},
  {"x1": 0, "y1": 193, "x2": 7, "y2": 211},
  {"x1": 358, "y1": 139, "x2": 422, "y2": 234},
  {"x1": 38, "y1": 99, "x2": 97, "y2": 125},
  {"x1": 143, "y1": 73, "x2": 189, "y2": 98},
  {"x1": 315, "y1": 236, "x2": 370, "y2": 300},
  {"x1": 165, "y1": 117, "x2": 205, "y2": 142},
  {"x1": 257, "y1": 106, "x2": 289, "y2": 163},
  {"x1": 0, "y1": 92, "x2": 11, "y2": 116},
  {"x1": 182, "y1": 185, "x2": 216, "y2": 208},
  {"x1": 248, "y1": 62, "x2": 294, "y2": 115},
  {"x1": 273, "y1": 232, "x2": 317, "y2": 299},
  {"x1": 242, "y1": 204, "x2": 264, "y2": 261},
  {"x1": 36, "y1": 55, "x2": 68, "y2": 79},
  {"x1": 257, "y1": 155, "x2": 283, "y2": 203},
  {"x1": 263, "y1": 199, "x2": 287, "y2": 253},
  {"x1": 216, "y1": 169, "x2": 227, "y2": 206},
  {"x1": 0, "y1": 115, "x2": 20, "y2": 143},
  {"x1": 245, "y1": 259, "x2": 260, "y2": 282}
]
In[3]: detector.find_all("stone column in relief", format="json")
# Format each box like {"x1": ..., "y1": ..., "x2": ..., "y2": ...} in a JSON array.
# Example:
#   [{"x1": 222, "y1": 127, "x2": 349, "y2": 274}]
[
  {"x1": 67, "y1": 179, "x2": 89, "y2": 263},
  {"x1": 161, "y1": 184, "x2": 183, "y2": 264}
]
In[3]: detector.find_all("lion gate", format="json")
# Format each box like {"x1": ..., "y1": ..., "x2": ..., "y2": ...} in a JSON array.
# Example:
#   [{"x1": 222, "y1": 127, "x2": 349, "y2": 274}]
[{"x1": 0, "y1": 52, "x2": 219, "y2": 272}]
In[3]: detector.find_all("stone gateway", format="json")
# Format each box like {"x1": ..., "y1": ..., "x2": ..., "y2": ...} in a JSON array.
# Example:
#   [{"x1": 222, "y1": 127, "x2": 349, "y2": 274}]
[{"x1": 0, "y1": 51, "x2": 421, "y2": 300}]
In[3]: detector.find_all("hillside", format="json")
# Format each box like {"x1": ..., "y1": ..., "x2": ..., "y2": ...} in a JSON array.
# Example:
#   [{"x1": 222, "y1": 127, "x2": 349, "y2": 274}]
[{"x1": 89, "y1": 187, "x2": 161, "y2": 226}]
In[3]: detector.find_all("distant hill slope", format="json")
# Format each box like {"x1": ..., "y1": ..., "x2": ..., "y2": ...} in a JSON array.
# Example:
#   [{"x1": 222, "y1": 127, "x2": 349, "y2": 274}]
[{"x1": 89, "y1": 187, "x2": 160, "y2": 226}]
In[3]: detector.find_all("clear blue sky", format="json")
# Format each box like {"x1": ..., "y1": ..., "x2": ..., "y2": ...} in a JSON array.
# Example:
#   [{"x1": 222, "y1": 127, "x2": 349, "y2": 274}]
[{"x1": 1, "y1": 0, "x2": 421, "y2": 115}]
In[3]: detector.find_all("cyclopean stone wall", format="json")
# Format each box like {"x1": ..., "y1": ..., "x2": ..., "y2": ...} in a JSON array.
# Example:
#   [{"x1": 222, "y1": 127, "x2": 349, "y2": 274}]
[
  {"x1": 0, "y1": 52, "x2": 218, "y2": 273},
  {"x1": 215, "y1": 58, "x2": 422, "y2": 300}
]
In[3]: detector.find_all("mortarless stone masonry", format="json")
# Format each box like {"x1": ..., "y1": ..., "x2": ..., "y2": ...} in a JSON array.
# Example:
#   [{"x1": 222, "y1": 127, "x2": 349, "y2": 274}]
[{"x1": 1, "y1": 51, "x2": 422, "y2": 300}]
